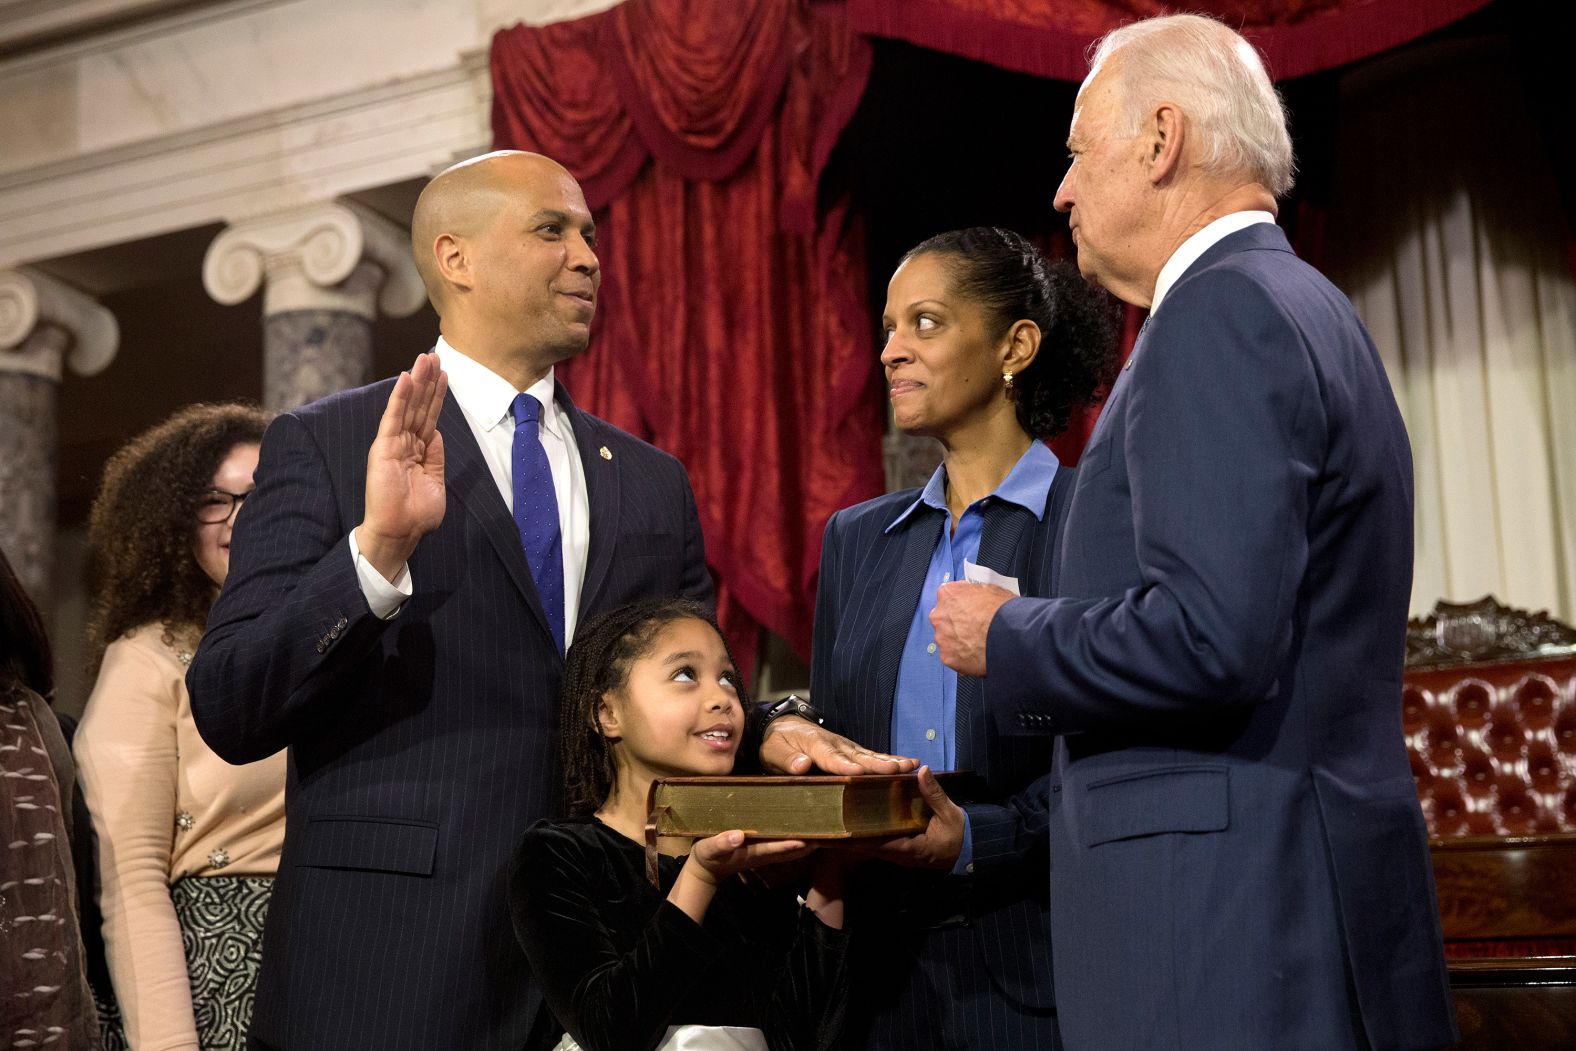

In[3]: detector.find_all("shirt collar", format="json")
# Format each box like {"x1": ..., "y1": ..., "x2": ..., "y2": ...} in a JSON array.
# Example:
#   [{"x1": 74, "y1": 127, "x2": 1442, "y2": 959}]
[
  {"x1": 1150, "y1": 210, "x2": 1275, "y2": 316},
  {"x1": 434, "y1": 336, "x2": 564, "y2": 439},
  {"x1": 885, "y1": 441, "x2": 1060, "y2": 533}
]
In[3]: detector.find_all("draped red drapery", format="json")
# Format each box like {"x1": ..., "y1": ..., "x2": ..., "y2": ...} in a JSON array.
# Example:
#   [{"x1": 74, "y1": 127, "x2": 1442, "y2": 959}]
[
  {"x1": 847, "y1": 0, "x2": 1497, "y2": 81},
  {"x1": 490, "y1": 0, "x2": 1514, "y2": 669},
  {"x1": 491, "y1": 0, "x2": 884, "y2": 671}
]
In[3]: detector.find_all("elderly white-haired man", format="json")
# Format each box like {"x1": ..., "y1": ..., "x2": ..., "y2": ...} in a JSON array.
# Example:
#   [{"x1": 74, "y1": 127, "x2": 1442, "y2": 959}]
[{"x1": 931, "y1": 13, "x2": 1458, "y2": 1051}]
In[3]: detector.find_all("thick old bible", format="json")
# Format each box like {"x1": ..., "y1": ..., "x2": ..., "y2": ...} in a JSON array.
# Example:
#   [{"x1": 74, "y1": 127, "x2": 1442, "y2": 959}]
[{"x1": 647, "y1": 773, "x2": 945, "y2": 840}]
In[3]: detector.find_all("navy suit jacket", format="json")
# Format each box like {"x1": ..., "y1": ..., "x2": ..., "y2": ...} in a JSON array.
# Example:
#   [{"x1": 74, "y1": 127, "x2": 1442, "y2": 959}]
[
  {"x1": 187, "y1": 378, "x2": 711, "y2": 1050},
  {"x1": 986, "y1": 225, "x2": 1456, "y2": 1050},
  {"x1": 811, "y1": 465, "x2": 1074, "y2": 1016}
]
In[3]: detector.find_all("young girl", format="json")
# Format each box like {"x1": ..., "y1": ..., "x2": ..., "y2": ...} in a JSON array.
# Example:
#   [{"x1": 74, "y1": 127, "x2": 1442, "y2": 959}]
[{"x1": 510, "y1": 598, "x2": 848, "y2": 1051}]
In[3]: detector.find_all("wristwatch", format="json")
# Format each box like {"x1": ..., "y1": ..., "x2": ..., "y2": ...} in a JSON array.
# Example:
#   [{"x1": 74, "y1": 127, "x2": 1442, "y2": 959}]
[{"x1": 759, "y1": 693, "x2": 823, "y2": 727}]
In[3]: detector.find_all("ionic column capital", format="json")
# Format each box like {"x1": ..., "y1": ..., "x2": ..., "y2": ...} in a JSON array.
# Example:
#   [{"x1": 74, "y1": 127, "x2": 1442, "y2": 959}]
[
  {"x1": 202, "y1": 200, "x2": 426, "y2": 319},
  {"x1": 0, "y1": 268, "x2": 119, "y2": 382}
]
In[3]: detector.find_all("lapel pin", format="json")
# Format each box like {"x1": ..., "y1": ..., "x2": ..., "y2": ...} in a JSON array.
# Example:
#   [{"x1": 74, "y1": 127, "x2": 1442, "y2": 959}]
[
  {"x1": 1124, "y1": 355, "x2": 1136, "y2": 371},
  {"x1": 599, "y1": 446, "x2": 612, "y2": 460}
]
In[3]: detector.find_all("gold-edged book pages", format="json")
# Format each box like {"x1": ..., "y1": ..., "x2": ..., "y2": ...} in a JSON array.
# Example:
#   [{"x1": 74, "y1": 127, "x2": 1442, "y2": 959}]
[{"x1": 648, "y1": 773, "x2": 947, "y2": 840}]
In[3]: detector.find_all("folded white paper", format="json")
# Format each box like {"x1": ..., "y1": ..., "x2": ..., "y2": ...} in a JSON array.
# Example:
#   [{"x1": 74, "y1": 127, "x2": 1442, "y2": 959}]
[{"x1": 962, "y1": 559, "x2": 1021, "y2": 596}]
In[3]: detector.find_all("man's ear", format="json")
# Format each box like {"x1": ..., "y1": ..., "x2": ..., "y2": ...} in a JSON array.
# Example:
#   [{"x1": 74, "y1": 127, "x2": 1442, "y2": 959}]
[
  {"x1": 433, "y1": 233, "x2": 473, "y2": 293},
  {"x1": 1148, "y1": 102, "x2": 1186, "y2": 185},
  {"x1": 596, "y1": 693, "x2": 621, "y2": 741}
]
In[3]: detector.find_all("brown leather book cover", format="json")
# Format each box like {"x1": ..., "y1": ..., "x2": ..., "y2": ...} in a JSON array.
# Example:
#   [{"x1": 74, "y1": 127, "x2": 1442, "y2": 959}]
[{"x1": 647, "y1": 773, "x2": 955, "y2": 840}]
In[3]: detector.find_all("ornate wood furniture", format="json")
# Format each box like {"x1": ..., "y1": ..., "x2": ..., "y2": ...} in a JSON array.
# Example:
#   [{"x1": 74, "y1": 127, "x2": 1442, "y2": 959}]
[{"x1": 1404, "y1": 597, "x2": 1576, "y2": 1048}]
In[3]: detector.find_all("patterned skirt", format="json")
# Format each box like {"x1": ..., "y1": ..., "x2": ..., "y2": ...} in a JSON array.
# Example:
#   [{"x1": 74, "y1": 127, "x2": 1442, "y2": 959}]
[{"x1": 96, "y1": 876, "x2": 272, "y2": 1051}]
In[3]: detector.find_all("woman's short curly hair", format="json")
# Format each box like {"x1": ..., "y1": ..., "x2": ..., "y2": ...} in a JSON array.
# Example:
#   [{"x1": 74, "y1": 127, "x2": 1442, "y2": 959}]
[
  {"x1": 901, "y1": 227, "x2": 1120, "y2": 440},
  {"x1": 86, "y1": 402, "x2": 271, "y2": 670},
  {"x1": 558, "y1": 598, "x2": 753, "y2": 818}
]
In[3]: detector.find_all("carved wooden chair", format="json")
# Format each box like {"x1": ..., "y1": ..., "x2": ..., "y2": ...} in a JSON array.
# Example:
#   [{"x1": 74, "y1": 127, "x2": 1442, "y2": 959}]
[{"x1": 1403, "y1": 597, "x2": 1576, "y2": 1048}]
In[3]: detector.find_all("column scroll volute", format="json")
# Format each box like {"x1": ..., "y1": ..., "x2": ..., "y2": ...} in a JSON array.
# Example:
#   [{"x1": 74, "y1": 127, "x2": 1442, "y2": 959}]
[
  {"x1": 202, "y1": 201, "x2": 425, "y2": 319},
  {"x1": 0, "y1": 268, "x2": 119, "y2": 381}
]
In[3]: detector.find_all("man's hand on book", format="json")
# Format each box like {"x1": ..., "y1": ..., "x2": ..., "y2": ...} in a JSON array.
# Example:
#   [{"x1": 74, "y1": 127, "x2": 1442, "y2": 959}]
[
  {"x1": 759, "y1": 717, "x2": 919, "y2": 776},
  {"x1": 845, "y1": 766, "x2": 966, "y2": 871}
]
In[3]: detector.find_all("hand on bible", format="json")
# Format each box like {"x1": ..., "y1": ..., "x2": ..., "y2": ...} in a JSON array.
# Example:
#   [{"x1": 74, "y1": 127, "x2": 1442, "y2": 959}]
[
  {"x1": 759, "y1": 717, "x2": 919, "y2": 775},
  {"x1": 845, "y1": 766, "x2": 966, "y2": 870},
  {"x1": 356, "y1": 351, "x2": 449, "y2": 582},
  {"x1": 930, "y1": 581, "x2": 1016, "y2": 677}
]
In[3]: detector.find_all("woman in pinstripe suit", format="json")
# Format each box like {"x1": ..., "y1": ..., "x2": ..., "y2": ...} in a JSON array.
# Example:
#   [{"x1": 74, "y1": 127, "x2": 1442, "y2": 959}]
[{"x1": 811, "y1": 228, "x2": 1117, "y2": 1050}]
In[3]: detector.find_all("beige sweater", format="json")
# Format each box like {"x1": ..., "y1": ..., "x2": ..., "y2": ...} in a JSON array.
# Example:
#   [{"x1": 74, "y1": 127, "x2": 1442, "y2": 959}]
[{"x1": 74, "y1": 625, "x2": 287, "y2": 1051}]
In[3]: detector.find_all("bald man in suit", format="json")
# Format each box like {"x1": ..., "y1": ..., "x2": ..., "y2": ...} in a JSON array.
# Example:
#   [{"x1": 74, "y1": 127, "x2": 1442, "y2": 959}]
[{"x1": 188, "y1": 152, "x2": 714, "y2": 1049}]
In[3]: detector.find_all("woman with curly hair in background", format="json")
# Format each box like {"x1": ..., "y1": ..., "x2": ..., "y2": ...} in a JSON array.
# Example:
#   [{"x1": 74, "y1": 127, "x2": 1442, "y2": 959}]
[
  {"x1": 806, "y1": 227, "x2": 1119, "y2": 1049},
  {"x1": 73, "y1": 403, "x2": 283, "y2": 1051}
]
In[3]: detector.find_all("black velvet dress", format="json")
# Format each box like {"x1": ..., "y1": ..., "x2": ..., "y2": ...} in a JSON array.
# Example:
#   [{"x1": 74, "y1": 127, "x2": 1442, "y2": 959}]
[{"x1": 509, "y1": 817, "x2": 849, "y2": 1051}]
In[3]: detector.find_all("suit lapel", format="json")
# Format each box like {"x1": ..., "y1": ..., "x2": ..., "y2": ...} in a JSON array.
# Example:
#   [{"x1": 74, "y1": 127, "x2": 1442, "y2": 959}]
[
  {"x1": 956, "y1": 499, "x2": 1036, "y2": 772},
  {"x1": 557, "y1": 387, "x2": 621, "y2": 624},
  {"x1": 870, "y1": 511, "x2": 945, "y2": 752},
  {"x1": 437, "y1": 394, "x2": 558, "y2": 650},
  {"x1": 1086, "y1": 316, "x2": 1149, "y2": 450},
  {"x1": 974, "y1": 499, "x2": 1037, "y2": 579}
]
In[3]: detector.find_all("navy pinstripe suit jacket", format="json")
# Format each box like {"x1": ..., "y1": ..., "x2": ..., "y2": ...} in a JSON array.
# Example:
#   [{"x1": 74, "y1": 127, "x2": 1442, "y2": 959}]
[
  {"x1": 810, "y1": 465, "x2": 1074, "y2": 1021},
  {"x1": 987, "y1": 225, "x2": 1455, "y2": 1050},
  {"x1": 187, "y1": 377, "x2": 711, "y2": 1050}
]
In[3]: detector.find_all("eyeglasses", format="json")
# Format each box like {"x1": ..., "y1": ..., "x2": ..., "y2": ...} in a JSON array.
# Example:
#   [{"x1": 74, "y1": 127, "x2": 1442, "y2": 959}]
[{"x1": 195, "y1": 488, "x2": 251, "y2": 524}]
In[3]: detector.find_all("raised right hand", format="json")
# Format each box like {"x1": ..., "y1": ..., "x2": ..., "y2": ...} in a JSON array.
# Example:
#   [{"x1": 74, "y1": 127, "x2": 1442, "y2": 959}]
[{"x1": 355, "y1": 352, "x2": 449, "y2": 582}]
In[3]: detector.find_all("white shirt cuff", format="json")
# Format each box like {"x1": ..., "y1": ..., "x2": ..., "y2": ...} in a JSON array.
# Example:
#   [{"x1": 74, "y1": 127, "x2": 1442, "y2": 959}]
[{"x1": 347, "y1": 530, "x2": 412, "y2": 620}]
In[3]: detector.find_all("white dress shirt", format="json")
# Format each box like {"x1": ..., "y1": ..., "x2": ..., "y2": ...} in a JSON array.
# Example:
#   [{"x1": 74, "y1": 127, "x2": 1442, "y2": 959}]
[
  {"x1": 349, "y1": 337, "x2": 591, "y2": 640},
  {"x1": 1150, "y1": 210, "x2": 1275, "y2": 315}
]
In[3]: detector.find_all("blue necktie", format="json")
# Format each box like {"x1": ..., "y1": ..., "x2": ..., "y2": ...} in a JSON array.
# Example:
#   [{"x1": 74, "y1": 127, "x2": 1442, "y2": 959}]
[{"x1": 512, "y1": 393, "x2": 565, "y2": 654}]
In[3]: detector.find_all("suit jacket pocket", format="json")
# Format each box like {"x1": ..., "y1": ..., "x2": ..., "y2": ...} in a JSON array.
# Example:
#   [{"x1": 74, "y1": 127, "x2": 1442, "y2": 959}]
[
  {"x1": 296, "y1": 816, "x2": 439, "y2": 876},
  {"x1": 1081, "y1": 765, "x2": 1228, "y2": 847}
]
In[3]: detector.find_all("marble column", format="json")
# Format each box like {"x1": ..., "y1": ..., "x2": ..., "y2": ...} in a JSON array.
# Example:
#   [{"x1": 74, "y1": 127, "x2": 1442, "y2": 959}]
[
  {"x1": 202, "y1": 201, "x2": 426, "y2": 411},
  {"x1": 0, "y1": 268, "x2": 118, "y2": 603}
]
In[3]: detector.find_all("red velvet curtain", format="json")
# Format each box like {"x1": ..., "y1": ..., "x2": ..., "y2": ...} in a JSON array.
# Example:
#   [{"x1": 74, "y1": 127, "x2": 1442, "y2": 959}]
[
  {"x1": 847, "y1": 0, "x2": 1497, "y2": 81},
  {"x1": 491, "y1": 1, "x2": 883, "y2": 672}
]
